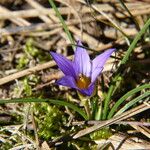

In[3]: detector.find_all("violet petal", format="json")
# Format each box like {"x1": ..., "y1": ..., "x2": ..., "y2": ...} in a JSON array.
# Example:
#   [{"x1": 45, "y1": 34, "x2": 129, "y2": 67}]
[
  {"x1": 56, "y1": 76, "x2": 77, "y2": 89},
  {"x1": 79, "y1": 83, "x2": 95, "y2": 96},
  {"x1": 50, "y1": 52, "x2": 75, "y2": 77},
  {"x1": 91, "y1": 67, "x2": 103, "y2": 83},
  {"x1": 91, "y1": 48, "x2": 116, "y2": 82},
  {"x1": 74, "y1": 41, "x2": 91, "y2": 77}
]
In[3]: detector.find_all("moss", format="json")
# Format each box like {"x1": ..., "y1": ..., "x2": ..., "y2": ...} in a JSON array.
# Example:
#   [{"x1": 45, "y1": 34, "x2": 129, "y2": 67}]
[
  {"x1": 17, "y1": 55, "x2": 29, "y2": 69},
  {"x1": 24, "y1": 38, "x2": 51, "y2": 62},
  {"x1": 90, "y1": 127, "x2": 112, "y2": 140},
  {"x1": 24, "y1": 38, "x2": 39, "y2": 57},
  {"x1": 33, "y1": 103, "x2": 67, "y2": 140},
  {"x1": 17, "y1": 38, "x2": 51, "y2": 69},
  {"x1": 0, "y1": 142, "x2": 12, "y2": 150},
  {"x1": 23, "y1": 78, "x2": 32, "y2": 97}
]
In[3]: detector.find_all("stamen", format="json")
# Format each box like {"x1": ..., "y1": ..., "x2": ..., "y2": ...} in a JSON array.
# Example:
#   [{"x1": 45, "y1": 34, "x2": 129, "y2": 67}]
[{"x1": 76, "y1": 74, "x2": 91, "y2": 89}]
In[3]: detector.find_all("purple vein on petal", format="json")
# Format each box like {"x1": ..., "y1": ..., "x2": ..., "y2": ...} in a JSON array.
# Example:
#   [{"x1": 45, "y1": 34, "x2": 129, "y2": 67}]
[
  {"x1": 50, "y1": 52, "x2": 76, "y2": 78},
  {"x1": 56, "y1": 76, "x2": 77, "y2": 89},
  {"x1": 74, "y1": 41, "x2": 91, "y2": 77},
  {"x1": 91, "y1": 48, "x2": 116, "y2": 82}
]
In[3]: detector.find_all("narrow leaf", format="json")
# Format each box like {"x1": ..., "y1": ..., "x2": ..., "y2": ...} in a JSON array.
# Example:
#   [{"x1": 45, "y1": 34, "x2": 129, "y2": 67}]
[{"x1": 0, "y1": 98, "x2": 88, "y2": 120}]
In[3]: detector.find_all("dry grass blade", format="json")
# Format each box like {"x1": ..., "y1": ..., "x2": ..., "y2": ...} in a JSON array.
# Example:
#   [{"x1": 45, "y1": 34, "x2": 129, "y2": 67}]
[
  {"x1": 0, "y1": 3, "x2": 150, "y2": 19},
  {"x1": 105, "y1": 133, "x2": 150, "y2": 150},
  {"x1": 0, "y1": 60, "x2": 55, "y2": 85},
  {"x1": 41, "y1": 141, "x2": 51, "y2": 150},
  {"x1": 73, "y1": 101, "x2": 150, "y2": 139},
  {"x1": 131, "y1": 125, "x2": 150, "y2": 139},
  {"x1": 25, "y1": 0, "x2": 53, "y2": 24},
  {"x1": 0, "y1": 5, "x2": 30, "y2": 26}
]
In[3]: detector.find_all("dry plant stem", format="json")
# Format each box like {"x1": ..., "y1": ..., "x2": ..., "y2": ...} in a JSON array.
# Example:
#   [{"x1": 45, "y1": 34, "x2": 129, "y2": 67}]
[
  {"x1": 47, "y1": 3, "x2": 98, "y2": 47},
  {"x1": 41, "y1": 141, "x2": 51, "y2": 150},
  {"x1": 0, "y1": 5, "x2": 30, "y2": 26},
  {"x1": 31, "y1": 110, "x2": 40, "y2": 149},
  {"x1": 25, "y1": 28, "x2": 62, "y2": 37},
  {"x1": 1, "y1": 2, "x2": 150, "y2": 37},
  {"x1": 0, "y1": 15, "x2": 104, "y2": 36},
  {"x1": 55, "y1": 0, "x2": 83, "y2": 37},
  {"x1": 130, "y1": 125, "x2": 150, "y2": 138},
  {"x1": 0, "y1": 3, "x2": 150, "y2": 19},
  {"x1": 108, "y1": 133, "x2": 150, "y2": 150},
  {"x1": 73, "y1": 101, "x2": 150, "y2": 139},
  {"x1": 26, "y1": 0, "x2": 74, "y2": 49},
  {"x1": 33, "y1": 81, "x2": 53, "y2": 91},
  {"x1": 72, "y1": 121, "x2": 150, "y2": 127},
  {"x1": 25, "y1": 0, "x2": 52, "y2": 24},
  {"x1": 9, "y1": 144, "x2": 34, "y2": 150},
  {"x1": 0, "y1": 16, "x2": 137, "y2": 38},
  {"x1": 0, "y1": 59, "x2": 63, "y2": 86}
]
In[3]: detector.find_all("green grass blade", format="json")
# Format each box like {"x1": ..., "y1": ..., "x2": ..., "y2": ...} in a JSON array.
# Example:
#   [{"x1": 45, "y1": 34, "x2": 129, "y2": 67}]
[
  {"x1": 102, "y1": 18, "x2": 150, "y2": 120},
  {"x1": 48, "y1": 0, "x2": 75, "y2": 50},
  {"x1": 0, "y1": 98, "x2": 88, "y2": 120},
  {"x1": 91, "y1": 96, "x2": 102, "y2": 120},
  {"x1": 107, "y1": 84, "x2": 150, "y2": 119},
  {"x1": 121, "y1": 18, "x2": 150, "y2": 64},
  {"x1": 102, "y1": 74, "x2": 120, "y2": 120},
  {"x1": 118, "y1": 0, "x2": 140, "y2": 31},
  {"x1": 115, "y1": 91, "x2": 150, "y2": 116}
]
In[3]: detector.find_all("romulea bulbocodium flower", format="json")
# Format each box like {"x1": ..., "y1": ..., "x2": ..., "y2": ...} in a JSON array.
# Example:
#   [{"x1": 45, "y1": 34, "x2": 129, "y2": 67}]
[{"x1": 50, "y1": 41, "x2": 116, "y2": 96}]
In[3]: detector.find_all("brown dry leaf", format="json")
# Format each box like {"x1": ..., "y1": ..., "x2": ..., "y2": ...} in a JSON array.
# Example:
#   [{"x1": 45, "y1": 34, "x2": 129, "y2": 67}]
[
  {"x1": 41, "y1": 141, "x2": 51, "y2": 150},
  {"x1": 96, "y1": 133, "x2": 150, "y2": 150}
]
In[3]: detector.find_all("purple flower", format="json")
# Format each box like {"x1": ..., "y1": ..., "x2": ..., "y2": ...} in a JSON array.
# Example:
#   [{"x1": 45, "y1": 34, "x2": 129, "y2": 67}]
[{"x1": 50, "y1": 41, "x2": 115, "y2": 96}]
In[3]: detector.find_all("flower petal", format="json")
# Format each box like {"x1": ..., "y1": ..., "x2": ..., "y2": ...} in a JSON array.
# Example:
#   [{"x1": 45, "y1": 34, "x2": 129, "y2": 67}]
[
  {"x1": 50, "y1": 52, "x2": 75, "y2": 77},
  {"x1": 56, "y1": 76, "x2": 77, "y2": 89},
  {"x1": 79, "y1": 83, "x2": 95, "y2": 96},
  {"x1": 74, "y1": 41, "x2": 91, "y2": 77},
  {"x1": 91, "y1": 67, "x2": 103, "y2": 83},
  {"x1": 91, "y1": 48, "x2": 116, "y2": 82}
]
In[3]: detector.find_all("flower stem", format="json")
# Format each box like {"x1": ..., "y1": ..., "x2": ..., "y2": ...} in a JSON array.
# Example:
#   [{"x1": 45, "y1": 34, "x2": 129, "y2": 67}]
[
  {"x1": 77, "y1": 91, "x2": 91, "y2": 120},
  {"x1": 83, "y1": 98, "x2": 91, "y2": 120}
]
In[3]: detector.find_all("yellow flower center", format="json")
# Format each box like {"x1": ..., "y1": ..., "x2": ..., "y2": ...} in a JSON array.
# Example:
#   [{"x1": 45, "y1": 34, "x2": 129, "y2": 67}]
[{"x1": 76, "y1": 74, "x2": 91, "y2": 89}]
